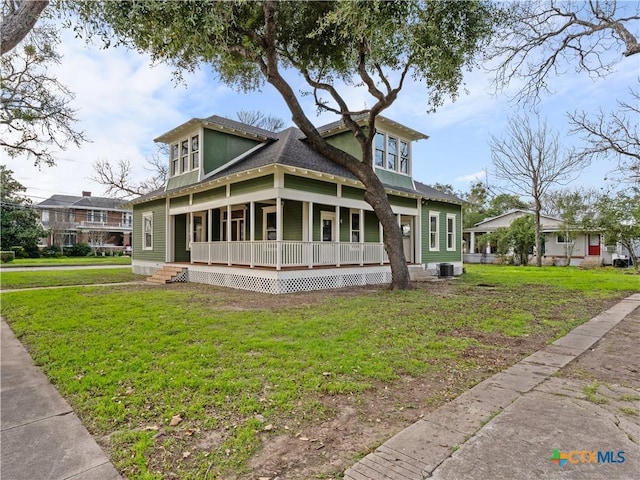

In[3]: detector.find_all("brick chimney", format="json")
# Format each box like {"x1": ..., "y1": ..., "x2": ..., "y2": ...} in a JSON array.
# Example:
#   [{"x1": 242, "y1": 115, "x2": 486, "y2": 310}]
[{"x1": 82, "y1": 191, "x2": 91, "y2": 197}]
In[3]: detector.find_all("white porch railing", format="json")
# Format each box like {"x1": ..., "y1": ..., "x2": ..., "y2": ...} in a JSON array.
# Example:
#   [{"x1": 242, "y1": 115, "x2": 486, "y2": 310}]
[{"x1": 190, "y1": 241, "x2": 388, "y2": 269}]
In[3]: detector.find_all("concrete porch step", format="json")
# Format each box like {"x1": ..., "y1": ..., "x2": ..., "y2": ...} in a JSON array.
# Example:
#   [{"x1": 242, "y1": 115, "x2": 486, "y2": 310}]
[{"x1": 146, "y1": 266, "x2": 187, "y2": 284}]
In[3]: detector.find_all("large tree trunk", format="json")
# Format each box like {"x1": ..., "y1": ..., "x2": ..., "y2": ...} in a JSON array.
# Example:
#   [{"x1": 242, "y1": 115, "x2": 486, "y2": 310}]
[{"x1": 0, "y1": 1, "x2": 49, "y2": 55}]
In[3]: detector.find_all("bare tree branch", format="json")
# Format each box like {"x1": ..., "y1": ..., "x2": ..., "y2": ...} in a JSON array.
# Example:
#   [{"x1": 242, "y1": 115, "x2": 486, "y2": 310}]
[
  {"x1": 489, "y1": 0, "x2": 639, "y2": 103},
  {"x1": 568, "y1": 88, "x2": 640, "y2": 185},
  {"x1": 0, "y1": 25, "x2": 86, "y2": 166},
  {"x1": 491, "y1": 114, "x2": 591, "y2": 266}
]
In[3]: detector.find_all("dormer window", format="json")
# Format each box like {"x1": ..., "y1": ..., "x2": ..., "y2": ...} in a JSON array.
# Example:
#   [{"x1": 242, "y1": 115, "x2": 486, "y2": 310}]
[
  {"x1": 373, "y1": 130, "x2": 411, "y2": 175},
  {"x1": 170, "y1": 134, "x2": 200, "y2": 177}
]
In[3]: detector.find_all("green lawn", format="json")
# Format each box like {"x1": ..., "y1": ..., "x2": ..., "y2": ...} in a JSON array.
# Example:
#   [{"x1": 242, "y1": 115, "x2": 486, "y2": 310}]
[
  {"x1": 0, "y1": 268, "x2": 142, "y2": 290},
  {"x1": 1, "y1": 265, "x2": 637, "y2": 479},
  {"x1": 2, "y1": 256, "x2": 131, "y2": 267}
]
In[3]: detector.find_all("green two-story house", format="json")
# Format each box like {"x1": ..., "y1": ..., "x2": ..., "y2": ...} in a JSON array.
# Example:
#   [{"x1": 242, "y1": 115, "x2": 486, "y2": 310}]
[{"x1": 130, "y1": 114, "x2": 463, "y2": 293}]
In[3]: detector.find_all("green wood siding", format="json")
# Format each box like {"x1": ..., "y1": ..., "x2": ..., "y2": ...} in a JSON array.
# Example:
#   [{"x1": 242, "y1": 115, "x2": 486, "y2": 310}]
[
  {"x1": 339, "y1": 207, "x2": 350, "y2": 242},
  {"x1": 375, "y1": 168, "x2": 414, "y2": 190},
  {"x1": 283, "y1": 201, "x2": 303, "y2": 240},
  {"x1": 420, "y1": 201, "x2": 462, "y2": 264},
  {"x1": 284, "y1": 174, "x2": 337, "y2": 196},
  {"x1": 173, "y1": 214, "x2": 189, "y2": 262},
  {"x1": 166, "y1": 171, "x2": 199, "y2": 191},
  {"x1": 170, "y1": 195, "x2": 189, "y2": 209},
  {"x1": 193, "y1": 187, "x2": 225, "y2": 205},
  {"x1": 211, "y1": 209, "x2": 221, "y2": 241},
  {"x1": 230, "y1": 175, "x2": 274, "y2": 196},
  {"x1": 325, "y1": 131, "x2": 362, "y2": 160},
  {"x1": 202, "y1": 129, "x2": 261, "y2": 175},
  {"x1": 342, "y1": 185, "x2": 365, "y2": 201},
  {"x1": 388, "y1": 195, "x2": 417, "y2": 209},
  {"x1": 132, "y1": 199, "x2": 166, "y2": 262},
  {"x1": 364, "y1": 210, "x2": 380, "y2": 242}
]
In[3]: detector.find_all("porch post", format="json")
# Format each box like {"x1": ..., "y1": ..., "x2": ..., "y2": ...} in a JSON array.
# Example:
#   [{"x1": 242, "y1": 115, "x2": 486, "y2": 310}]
[
  {"x1": 308, "y1": 201, "x2": 314, "y2": 269},
  {"x1": 335, "y1": 205, "x2": 340, "y2": 267},
  {"x1": 359, "y1": 208, "x2": 364, "y2": 266},
  {"x1": 250, "y1": 201, "x2": 255, "y2": 268},
  {"x1": 415, "y1": 213, "x2": 422, "y2": 265},
  {"x1": 227, "y1": 204, "x2": 232, "y2": 266},
  {"x1": 189, "y1": 212, "x2": 194, "y2": 264},
  {"x1": 470, "y1": 232, "x2": 475, "y2": 254},
  {"x1": 276, "y1": 197, "x2": 282, "y2": 270},
  {"x1": 379, "y1": 220, "x2": 384, "y2": 265},
  {"x1": 207, "y1": 209, "x2": 212, "y2": 265}
]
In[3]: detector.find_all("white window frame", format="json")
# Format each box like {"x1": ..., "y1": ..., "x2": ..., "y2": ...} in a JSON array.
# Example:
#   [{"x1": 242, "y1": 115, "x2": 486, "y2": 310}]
[
  {"x1": 142, "y1": 212, "x2": 153, "y2": 250},
  {"x1": 373, "y1": 130, "x2": 411, "y2": 175},
  {"x1": 446, "y1": 213, "x2": 456, "y2": 251},
  {"x1": 349, "y1": 209, "x2": 361, "y2": 243},
  {"x1": 262, "y1": 206, "x2": 277, "y2": 241},
  {"x1": 429, "y1": 211, "x2": 439, "y2": 251},
  {"x1": 556, "y1": 233, "x2": 572, "y2": 244},
  {"x1": 170, "y1": 133, "x2": 201, "y2": 177}
]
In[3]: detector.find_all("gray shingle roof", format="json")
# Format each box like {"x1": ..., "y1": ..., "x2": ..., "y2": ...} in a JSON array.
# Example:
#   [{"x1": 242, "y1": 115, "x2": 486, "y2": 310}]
[
  {"x1": 37, "y1": 194, "x2": 128, "y2": 210},
  {"x1": 414, "y1": 181, "x2": 464, "y2": 205}
]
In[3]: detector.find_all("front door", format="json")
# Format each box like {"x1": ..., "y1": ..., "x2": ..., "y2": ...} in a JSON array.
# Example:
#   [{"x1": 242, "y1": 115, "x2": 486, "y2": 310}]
[
  {"x1": 588, "y1": 234, "x2": 601, "y2": 256},
  {"x1": 401, "y1": 216, "x2": 414, "y2": 263},
  {"x1": 192, "y1": 213, "x2": 206, "y2": 243},
  {"x1": 321, "y1": 212, "x2": 336, "y2": 242}
]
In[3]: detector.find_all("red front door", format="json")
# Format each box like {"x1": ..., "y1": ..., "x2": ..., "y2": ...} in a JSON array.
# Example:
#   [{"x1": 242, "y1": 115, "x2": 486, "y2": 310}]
[{"x1": 588, "y1": 234, "x2": 601, "y2": 256}]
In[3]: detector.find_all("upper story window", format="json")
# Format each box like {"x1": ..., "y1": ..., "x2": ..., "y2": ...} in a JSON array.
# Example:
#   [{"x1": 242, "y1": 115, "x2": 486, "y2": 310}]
[
  {"x1": 123, "y1": 212, "x2": 132, "y2": 227},
  {"x1": 170, "y1": 134, "x2": 200, "y2": 177},
  {"x1": 89, "y1": 210, "x2": 107, "y2": 223},
  {"x1": 373, "y1": 130, "x2": 410, "y2": 175}
]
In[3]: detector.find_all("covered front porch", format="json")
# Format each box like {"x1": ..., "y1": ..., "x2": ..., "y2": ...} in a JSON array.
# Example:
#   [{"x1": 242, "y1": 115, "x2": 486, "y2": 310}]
[
  {"x1": 170, "y1": 193, "x2": 418, "y2": 270},
  {"x1": 190, "y1": 240, "x2": 389, "y2": 269}
]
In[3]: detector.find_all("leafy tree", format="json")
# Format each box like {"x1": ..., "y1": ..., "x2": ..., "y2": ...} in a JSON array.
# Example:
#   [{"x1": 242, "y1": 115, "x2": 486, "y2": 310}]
[
  {"x1": 64, "y1": 0, "x2": 499, "y2": 290},
  {"x1": 491, "y1": 114, "x2": 589, "y2": 267},
  {"x1": 1, "y1": 23, "x2": 86, "y2": 166},
  {"x1": 542, "y1": 188, "x2": 599, "y2": 265},
  {"x1": 594, "y1": 191, "x2": 640, "y2": 271},
  {"x1": 0, "y1": 165, "x2": 46, "y2": 255},
  {"x1": 485, "y1": 193, "x2": 529, "y2": 218},
  {"x1": 1, "y1": 0, "x2": 49, "y2": 55},
  {"x1": 489, "y1": 0, "x2": 640, "y2": 103},
  {"x1": 484, "y1": 215, "x2": 535, "y2": 266}
]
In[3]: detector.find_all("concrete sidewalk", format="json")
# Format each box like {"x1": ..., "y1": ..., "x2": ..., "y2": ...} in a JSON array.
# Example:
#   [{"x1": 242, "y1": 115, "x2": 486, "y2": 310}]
[
  {"x1": 1, "y1": 320, "x2": 122, "y2": 480},
  {"x1": 345, "y1": 293, "x2": 640, "y2": 480}
]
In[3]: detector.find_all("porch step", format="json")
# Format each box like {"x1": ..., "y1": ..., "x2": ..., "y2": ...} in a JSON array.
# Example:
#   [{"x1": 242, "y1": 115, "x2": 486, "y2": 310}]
[{"x1": 146, "y1": 266, "x2": 187, "y2": 284}]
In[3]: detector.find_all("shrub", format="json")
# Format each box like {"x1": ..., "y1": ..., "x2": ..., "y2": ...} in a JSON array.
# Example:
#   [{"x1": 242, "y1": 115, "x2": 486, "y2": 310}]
[
  {"x1": 1, "y1": 251, "x2": 15, "y2": 263},
  {"x1": 9, "y1": 246, "x2": 26, "y2": 258},
  {"x1": 64, "y1": 243, "x2": 92, "y2": 257}
]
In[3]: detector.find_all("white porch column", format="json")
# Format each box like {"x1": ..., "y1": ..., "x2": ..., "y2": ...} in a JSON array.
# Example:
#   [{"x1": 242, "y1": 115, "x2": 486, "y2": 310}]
[
  {"x1": 308, "y1": 201, "x2": 314, "y2": 269},
  {"x1": 359, "y1": 208, "x2": 364, "y2": 266},
  {"x1": 250, "y1": 201, "x2": 255, "y2": 268},
  {"x1": 227, "y1": 204, "x2": 232, "y2": 266},
  {"x1": 379, "y1": 219, "x2": 384, "y2": 265},
  {"x1": 207, "y1": 209, "x2": 212, "y2": 264},
  {"x1": 470, "y1": 232, "x2": 475, "y2": 254},
  {"x1": 189, "y1": 212, "x2": 194, "y2": 264},
  {"x1": 335, "y1": 205, "x2": 341, "y2": 267},
  {"x1": 415, "y1": 213, "x2": 422, "y2": 265},
  {"x1": 276, "y1": 197, "x2": 282, "y2": 270}
]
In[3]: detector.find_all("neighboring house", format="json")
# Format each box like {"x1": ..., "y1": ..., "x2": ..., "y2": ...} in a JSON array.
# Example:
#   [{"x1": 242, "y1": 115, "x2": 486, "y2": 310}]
[
  {"x1": 462, "y1": 209, "x2": 605, "y2": 266},
  {"x1": 129, "y1": 114, "x2": 464, "y2": 294},
  {"x1": 36, "y1": 192, "x2": 132, "y2": 252}
]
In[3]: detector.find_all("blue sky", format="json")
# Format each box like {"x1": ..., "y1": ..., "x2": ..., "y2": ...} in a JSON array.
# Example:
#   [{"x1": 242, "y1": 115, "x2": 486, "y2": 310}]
[{"x1": 6, "y1": 23, "x2": 639, "y2": 203}]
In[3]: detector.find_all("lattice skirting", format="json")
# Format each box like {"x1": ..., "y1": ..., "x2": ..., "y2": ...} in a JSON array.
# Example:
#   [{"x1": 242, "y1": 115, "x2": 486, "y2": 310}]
[{"x1": 181, "y1": 265, "x2": 392, "y2": 294}]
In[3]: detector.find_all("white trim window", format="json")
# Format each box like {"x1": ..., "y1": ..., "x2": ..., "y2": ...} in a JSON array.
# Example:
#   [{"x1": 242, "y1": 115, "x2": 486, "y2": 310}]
[
  {"x1": 373, "y1": 130, "x2": 411, "y2": 175},
  {"x1": 350, "y1": 210, "x2": 360, "y2": 242},
  {"x1": 142, "y1": 212, "x2": 153, "y2": 250},
  {"x1": 556, "y1": 233, "x2": 572, "y2": 244},
  {"x1": 446, "y1": 214, "x2": 456, "y2": 251},
  {"x1": 429, "y1": 212, "x2": 439, "y2": 251},
  {"x1": 263, "y1": 206, "x2": 277, "y2": 241},
  {"x1": 170, "y1": 133, "x2": 201, "y2": 177}
]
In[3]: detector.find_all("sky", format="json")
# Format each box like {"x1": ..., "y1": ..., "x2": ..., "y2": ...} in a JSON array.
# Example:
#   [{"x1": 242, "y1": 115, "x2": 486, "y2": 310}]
[{"x1": 3, "y1": 19, "x2": 639, "y2": 205}]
